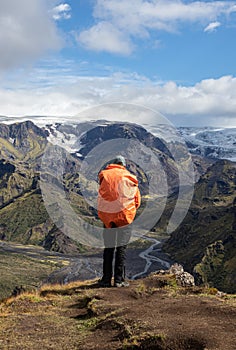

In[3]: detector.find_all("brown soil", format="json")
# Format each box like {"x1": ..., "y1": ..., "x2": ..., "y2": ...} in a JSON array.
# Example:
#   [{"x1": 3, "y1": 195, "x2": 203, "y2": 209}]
[{"x1": 0, "y1": 274, "x2": 235, "y2": 350}]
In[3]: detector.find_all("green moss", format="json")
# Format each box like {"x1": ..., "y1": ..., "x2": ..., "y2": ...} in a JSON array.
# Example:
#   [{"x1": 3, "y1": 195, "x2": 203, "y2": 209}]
[
  {"x1": 194, "y1": 240, "x2": 235, "y2": 293},
  {"x1": 0, "y1": 193, "x2": 49, "y2": 243}
]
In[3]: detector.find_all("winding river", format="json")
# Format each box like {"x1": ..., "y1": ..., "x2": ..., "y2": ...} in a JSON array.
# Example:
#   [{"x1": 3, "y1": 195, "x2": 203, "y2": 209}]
[{"x1": 131, "y1": 236, "x2": 171, "y2": 280}]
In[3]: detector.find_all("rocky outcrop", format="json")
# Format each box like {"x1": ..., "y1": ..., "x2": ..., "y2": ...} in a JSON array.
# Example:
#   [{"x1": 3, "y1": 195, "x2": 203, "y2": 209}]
[
  {"x1": 154, "y1": 263, "x2": 195, "y2": 287},
  {"x1": 42, "y1": 228, "x2": 82, "y2": 255}
]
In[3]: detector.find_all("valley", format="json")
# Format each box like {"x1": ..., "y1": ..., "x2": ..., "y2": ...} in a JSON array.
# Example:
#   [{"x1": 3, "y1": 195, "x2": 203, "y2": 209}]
[
  {"x1": 0, "y1": 118, "x2": 235, "y2": 298},
  {"x1": 0, "y1": 237, "x2": 172, "y2": 300}
]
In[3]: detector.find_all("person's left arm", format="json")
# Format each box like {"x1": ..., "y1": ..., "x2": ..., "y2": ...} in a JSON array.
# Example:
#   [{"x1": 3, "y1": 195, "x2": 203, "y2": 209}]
[{"x1": 135, "y1": 187, "x2": 141, "y2": 209}]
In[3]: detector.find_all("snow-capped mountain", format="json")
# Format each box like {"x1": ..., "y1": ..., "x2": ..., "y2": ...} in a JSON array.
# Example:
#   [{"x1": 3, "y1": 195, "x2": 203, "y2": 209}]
[
  {"x1": 45, "y1": 122, "x2": 236, "y2": 162},
  {"x1": 0, "y1": 115, "x2": 235, "y2": 161},
  {"x1": 178, "y1": 127, "x2": 236, "y2": 161}
]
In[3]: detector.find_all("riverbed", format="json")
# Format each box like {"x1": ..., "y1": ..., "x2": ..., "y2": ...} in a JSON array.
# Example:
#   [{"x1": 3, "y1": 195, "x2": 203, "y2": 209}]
[{"x1": 0, "y1": 237, "x2": 173, "y2": 285}]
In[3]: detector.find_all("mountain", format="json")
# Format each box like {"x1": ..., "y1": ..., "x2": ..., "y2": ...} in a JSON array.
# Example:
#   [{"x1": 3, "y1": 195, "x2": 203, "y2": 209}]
[
  {"x1": 0, "y1": 121, "x2": 85, "y2": 253},
  {"x1": 178, "y1": 127, "x2": 236, "y2": 161},
  {"x1": 78, "y1": 122, "x2": 172, "y2": 157},
  {"x1": 46, "y1": 120, "x2": 209, "y2": 193},
  {"x1": 0, "y1": 120, "x2": 178, "y2": 250},
  {"x1": 0, "y1": 120, "x2": 48, "y2": 163},
  {"x1": 163, "y1": 159, "x2": 236, "y2": 293},
  {"x1": 0, "y1": 116, "x2": 235, "y2": 160},
  {"x1": 0, "y1": 119, "x2": 235, "y2": 293},
  {"x1": 0, "y1": 120, "x2": 198, "y2": 245}
]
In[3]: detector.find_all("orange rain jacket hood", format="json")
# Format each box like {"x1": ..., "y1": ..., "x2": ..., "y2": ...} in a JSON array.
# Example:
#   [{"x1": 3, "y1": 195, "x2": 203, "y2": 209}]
[{"x1": 98, "y1": 164, "x2": 141, "y2": 228}]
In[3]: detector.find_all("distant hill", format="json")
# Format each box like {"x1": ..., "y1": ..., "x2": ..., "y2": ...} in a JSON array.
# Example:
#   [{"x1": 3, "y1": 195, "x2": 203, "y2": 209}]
[{"x1": 163, "y1": 159, "x2": 236, "y2": 293}]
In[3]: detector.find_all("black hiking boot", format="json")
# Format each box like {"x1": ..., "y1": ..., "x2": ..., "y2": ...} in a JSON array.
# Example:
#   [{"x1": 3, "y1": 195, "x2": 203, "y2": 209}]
[{"x1": 97, "y1": 279, "x2": 112, "y2": 288}]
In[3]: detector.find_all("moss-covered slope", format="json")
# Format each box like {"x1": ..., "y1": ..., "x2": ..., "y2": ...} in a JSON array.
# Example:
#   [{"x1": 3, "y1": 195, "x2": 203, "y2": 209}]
[{"x1": 163, "y1": 160, "x2": 236, "y2": 293}]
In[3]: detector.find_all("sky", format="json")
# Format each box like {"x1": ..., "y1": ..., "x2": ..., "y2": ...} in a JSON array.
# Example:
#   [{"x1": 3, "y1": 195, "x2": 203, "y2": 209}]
[{"x1": 1, "y1": 0, "x2": 236, "y2": 127}]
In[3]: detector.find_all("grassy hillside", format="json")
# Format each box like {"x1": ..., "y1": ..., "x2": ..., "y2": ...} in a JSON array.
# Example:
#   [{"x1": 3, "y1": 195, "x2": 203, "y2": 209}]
[
  {"x1": 0, "y1": 247, "x2": 68, "y2": 300},
  {"x1": 0, "y1": 191, "x2": 49, "y2": 243}
]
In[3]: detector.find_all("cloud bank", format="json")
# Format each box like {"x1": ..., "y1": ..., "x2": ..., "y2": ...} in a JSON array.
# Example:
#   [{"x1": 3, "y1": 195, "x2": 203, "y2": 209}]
[
  {"x1": 1, "y1": 68, "x2": 236, "y2": 127},
  {"x1": 77, "y1": 0, "x2": 236, "y2": 54},
  {"x1": 0, "y1": 1, "x2": 235, "y2": 128}
]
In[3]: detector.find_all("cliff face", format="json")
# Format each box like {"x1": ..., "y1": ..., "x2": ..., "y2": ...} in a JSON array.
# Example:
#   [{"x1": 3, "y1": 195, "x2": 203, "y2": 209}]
[
  {"x1": 0, "y1": 121, "x2": 48, "y2": 162},
  {"x1": 0, "y1": 121, "x2": 49, "y2": 207},
  {"x1": 163, "y1": 160, "x2": 236, "y2": 293}
]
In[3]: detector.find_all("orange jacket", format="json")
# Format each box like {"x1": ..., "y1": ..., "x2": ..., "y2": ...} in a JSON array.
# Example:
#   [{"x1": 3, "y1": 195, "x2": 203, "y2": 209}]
[{"x1": 98, "y1": 164, "x2": 141, "y2": 228}]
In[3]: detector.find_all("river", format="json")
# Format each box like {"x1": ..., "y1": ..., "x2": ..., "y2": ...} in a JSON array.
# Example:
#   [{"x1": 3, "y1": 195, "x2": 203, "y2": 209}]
[{"x1": 131, "y1": 235, "x2": 171, "y2": 280}]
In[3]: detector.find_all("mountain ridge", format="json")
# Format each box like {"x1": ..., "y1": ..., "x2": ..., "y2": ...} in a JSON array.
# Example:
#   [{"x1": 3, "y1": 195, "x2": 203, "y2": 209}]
[{"x1": 163, "y1": 159, "x2": 236, "y2": 293}]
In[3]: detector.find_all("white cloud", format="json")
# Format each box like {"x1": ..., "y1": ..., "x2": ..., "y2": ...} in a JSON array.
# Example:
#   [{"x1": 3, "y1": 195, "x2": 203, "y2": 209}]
[
  {"x1": 1, "y1": 65, "x2": 236, "y2": 127},
  {"x1": 204, "y1": 21, "x2": 221, "y2": 33},
  {"x1": 0, "y1": 0, "x2": 62, "y2": 70},
  {"x1": 77, "y1": 22, "x2": 133, "y2": 55},
  {"x1": 52, "y1": 3, "x2": 71, "y2": 21},
  {"x1": 78, "y1": 0, "x2": 236, "y2": 54}
]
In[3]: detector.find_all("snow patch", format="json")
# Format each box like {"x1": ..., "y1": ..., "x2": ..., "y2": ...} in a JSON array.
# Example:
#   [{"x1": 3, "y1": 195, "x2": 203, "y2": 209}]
[{"x1": 46, "y1": 125, "x2": 81, "y2": 153}]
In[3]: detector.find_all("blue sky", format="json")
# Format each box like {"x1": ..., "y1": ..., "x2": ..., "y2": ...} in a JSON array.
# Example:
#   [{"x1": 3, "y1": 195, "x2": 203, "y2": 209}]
[{"x1": 1, "y1": 0, "x2": 236, "y2": 127}]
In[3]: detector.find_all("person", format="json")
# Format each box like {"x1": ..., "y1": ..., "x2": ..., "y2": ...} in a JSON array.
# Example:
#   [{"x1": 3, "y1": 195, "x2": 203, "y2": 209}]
[{"x1": 97, "y1": 155, "x2": 141, "y2": 287}]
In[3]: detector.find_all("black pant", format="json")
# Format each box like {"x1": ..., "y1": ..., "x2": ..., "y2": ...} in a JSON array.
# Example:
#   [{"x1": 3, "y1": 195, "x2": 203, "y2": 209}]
[{"x1": 102, "y1": 224, "x2": 131, "y2": 284}]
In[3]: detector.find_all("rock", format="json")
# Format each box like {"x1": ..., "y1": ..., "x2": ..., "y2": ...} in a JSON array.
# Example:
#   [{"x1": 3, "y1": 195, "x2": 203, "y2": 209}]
[
  {"x1": 168, "y1": 263, "x2": 195, "y2": 287},
  {"x1": 168, "y1": 263, "x2": 184, "y2": 275},
  {"x1": 216, "y1": 291, "x2": 227, "y2": 298},
  {"x1": 175, "y1": 271, "x2": 195, "y2": 287},
  {"x1": 152, "y1": 263, "x2": 195, "y2": 287}
]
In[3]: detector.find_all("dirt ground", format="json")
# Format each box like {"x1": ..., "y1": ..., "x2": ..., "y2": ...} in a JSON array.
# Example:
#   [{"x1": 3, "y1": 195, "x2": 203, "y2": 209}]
[{"x1": 0, "y1": 274, "x2": 235, "y2": 350}]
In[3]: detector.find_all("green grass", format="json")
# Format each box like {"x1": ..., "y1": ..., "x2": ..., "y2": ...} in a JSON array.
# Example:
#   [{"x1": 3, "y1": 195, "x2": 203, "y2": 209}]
[
  {"x1": 0, "y1": 250, "x2": 62, "y2": 300},
  {"x1": 0, "y1": 192, "x2": 50, "y2": 243}
]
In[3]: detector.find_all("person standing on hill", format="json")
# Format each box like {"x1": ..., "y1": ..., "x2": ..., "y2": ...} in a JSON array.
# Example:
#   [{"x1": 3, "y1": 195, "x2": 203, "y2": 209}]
[{"x1": 97, "y1": 155, "x2": 141, "y2": 287}]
